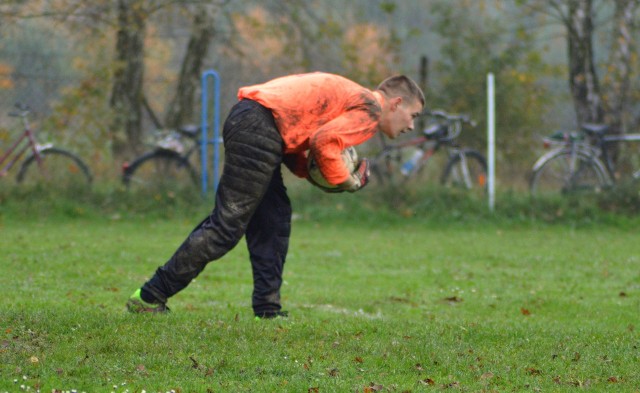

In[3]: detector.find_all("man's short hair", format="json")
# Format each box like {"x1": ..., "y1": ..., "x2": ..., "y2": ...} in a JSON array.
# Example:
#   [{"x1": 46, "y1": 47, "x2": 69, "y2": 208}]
[{"x1": 376, "y1": 75, "x2": 425, "y2": 107}]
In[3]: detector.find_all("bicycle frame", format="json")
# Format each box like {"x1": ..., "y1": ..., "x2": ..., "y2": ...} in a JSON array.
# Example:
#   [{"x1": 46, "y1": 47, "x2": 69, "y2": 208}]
[
  {"x1": 0, "y1": 127, "x2": 42, "y2": 178},
  {"x1": 532, "y1": 141, "x2": 610, "y2": 185},
  {"x1": 381, "y1": 132, "x2": 468, "y2": 173},
  {"x1": 599, "y1": 133, "x2": 640, "y2": 180},
  {"x1": 1, "y1": 103, "x2": 93, "y2": 187},
  {"x1": 158, "y1": 130, "x2": 201, "y2": 164},
  {"x1": 379, "y1": 134, "x2": 435, "y2": 160},
  {"x1": 371, "y1": 108, "x2": 486, "y2": 189},
  {"x1": 121, "y1": 125, "x2": 204, "y2": 193},
  {"x1": 532, "y1": 126, "x2": 640, "y2": 190}
]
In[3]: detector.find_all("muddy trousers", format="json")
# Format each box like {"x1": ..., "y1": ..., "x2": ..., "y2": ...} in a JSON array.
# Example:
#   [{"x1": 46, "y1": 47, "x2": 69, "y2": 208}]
[{"x1": 142, "y1": 99, "x2": 291, "y2": 315}]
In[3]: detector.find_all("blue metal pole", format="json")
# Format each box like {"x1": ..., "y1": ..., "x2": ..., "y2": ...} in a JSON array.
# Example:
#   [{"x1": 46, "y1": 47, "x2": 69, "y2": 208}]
[
  {"x1": 212, "y1": 72, "x2": 221, "y2": 192},
  {"x1": 200, "y1": 74, "x2": 209, "y2": 197},
  {"x1": 200, "y1": 69, "x2": 221, "y2": 197}
]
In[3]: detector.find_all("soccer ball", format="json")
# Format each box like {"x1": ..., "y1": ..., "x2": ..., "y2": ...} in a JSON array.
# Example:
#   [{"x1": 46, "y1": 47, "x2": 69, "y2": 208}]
[{"x1": 307, "y1": 146, "x2": 358, "y2": 191}]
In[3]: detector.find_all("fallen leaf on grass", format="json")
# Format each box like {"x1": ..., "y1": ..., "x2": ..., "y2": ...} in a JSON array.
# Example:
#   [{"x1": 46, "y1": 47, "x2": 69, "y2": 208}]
[
  {"x1": 520, "y1": 308, "x2": 531, "y2": 316},
  {"x1": 328, "y1": 368, "x2": 339, "y2": 377},
  {"x1": 444, "y1": 296, "x2": 463, "y2": 303},
  {"x1": 526, "y1": 368, "x2": 542, "y2": 376},
  {"x1": 363, "y1": 382, "x2": 384, "y2": 392},
  {"x1": 420, "y1": 378, "x2": 435, "y2": 385},
  {"x1": 619, "y1": 291, "x2": 627, "y2": 297},
  {"x1": 354, "y1": 356, "x2": 364, "y2": 363},
  {"x1": 308, "y1": 388, "x2": 319, "y2": 393},
  {"x1": 608, "y1": 376, "x2": 619, "y2": 383},
  {"x1": 135, "y1": 364, "x2": 148, "y2": 376}
]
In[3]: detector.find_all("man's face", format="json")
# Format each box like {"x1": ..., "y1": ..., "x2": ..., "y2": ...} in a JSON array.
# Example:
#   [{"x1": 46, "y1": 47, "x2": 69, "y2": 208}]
[{"x1": 379, "y1": 97, "x2": 423, "y2": 139}]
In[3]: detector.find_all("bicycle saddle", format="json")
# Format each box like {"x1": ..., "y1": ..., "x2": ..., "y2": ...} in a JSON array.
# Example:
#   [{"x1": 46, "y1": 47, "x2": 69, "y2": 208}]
[
  {"x1": 581, "y1": 123, "x2": 609, "y2": 136},
  {"x1": 178, "y1": 125, "x2": 199, "y2": 139}
]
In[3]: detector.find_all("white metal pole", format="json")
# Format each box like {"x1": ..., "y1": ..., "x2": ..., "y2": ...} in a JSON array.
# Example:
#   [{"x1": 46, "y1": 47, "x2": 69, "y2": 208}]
[{"x1": 487, "y1": 73, "x2": 495, "y2": 211}]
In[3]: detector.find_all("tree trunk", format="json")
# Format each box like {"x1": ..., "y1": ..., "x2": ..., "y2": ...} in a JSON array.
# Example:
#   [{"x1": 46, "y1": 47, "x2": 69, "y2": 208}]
[
  {"x1": 566, "y1": 0, "x2": 604, "y2": 125},
  {"x1": 604, "y1": 0, "x2": 638, "y2": 134},
  {"x1": 110, "y1": 0, "x2": 146, "y2": 159},
  {"x1": 163, "y1": 6, "x2": 215, "y2": 130}
]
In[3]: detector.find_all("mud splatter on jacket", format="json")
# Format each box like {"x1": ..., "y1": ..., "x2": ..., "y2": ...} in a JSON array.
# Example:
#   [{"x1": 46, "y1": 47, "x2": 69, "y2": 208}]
[{"x1": 238, "y1": 72, "x2": 383, "y2": 185}]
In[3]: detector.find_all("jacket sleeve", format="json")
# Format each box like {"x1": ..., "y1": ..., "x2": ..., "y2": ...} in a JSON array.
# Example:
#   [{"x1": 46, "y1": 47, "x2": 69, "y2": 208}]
[{"x1": 309, "y1": 108, "x2": 378, "y2": 185}]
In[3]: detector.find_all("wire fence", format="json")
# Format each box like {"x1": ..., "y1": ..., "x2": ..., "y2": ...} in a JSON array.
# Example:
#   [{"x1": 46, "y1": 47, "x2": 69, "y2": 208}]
[
  {"x1": 2, "y1": 42, "x2": 639, "y2": 192},
  {"x1": 0, "y1": 69, "x2": 598, "y2": 192}
]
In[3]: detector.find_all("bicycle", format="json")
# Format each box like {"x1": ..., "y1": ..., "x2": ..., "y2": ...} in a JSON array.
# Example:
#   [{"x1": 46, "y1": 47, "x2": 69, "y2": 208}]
[
  {"x1": 369, "y1": 109, "x2": 487, "y2": 193},
  {"x1": 121, "y1": 125, "x2": 201, "y2": 192},
  {"x1": 529, "y1": 123, "x2": 640, "y2": 196},
  {"x1": 0, "y1": 103, "x2": 92, "y2": 188}
]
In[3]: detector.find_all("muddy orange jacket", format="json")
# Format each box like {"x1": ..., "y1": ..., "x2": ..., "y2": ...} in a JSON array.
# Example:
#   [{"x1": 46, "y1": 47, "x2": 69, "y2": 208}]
[{"x1": 238, "y1": 72, "x2": 383, "y2": 185}]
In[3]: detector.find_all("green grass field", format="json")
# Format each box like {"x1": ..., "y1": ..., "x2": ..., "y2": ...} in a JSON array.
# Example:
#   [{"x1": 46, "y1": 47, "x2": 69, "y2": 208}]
[{"x1": 1, "y1": 188, "x2": 639, "y2": 392}]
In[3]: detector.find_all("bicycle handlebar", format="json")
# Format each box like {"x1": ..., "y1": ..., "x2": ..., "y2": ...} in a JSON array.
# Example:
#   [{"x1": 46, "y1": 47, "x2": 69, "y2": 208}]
[
  {"x1": 8, "y1": 102, "x2": 31, "y2": 119},
  {"x1": 8, "y1": 102, "x2": 31, "y2": 129},
  {"x1": 423, "y1": 109, "x2": 476, "y2": 126},
  {"x1": 420, "y1": 109, "x2": 476, "y2": 142}
]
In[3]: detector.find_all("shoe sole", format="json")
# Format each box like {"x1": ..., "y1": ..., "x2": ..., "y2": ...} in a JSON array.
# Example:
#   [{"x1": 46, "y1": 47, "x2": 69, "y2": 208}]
[{"x1": 126, "y1": 298, "x2": 170, "y2": 313}]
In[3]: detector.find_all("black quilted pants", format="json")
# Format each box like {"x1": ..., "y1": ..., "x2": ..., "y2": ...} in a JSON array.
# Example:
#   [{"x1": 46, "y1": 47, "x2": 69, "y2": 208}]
[{"x1": 142, "y1": 99, "x2": 291, "y2": 315}]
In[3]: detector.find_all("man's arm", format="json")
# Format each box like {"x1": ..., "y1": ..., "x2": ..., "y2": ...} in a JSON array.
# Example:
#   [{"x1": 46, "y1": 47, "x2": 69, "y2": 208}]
[{"x1": 309, "y1": 110, "x2": 378, "y2": 186}]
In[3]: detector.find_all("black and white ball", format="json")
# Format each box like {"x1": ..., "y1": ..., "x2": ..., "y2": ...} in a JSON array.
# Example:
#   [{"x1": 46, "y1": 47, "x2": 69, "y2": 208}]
[{"x1": 307, "y1": 147, "x2": 358, "y2": 191}]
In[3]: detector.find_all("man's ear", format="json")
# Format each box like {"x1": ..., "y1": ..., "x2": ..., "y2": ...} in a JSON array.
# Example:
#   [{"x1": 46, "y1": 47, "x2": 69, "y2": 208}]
[{"x1": 390, "y1": 96, "x2": 403, "y2": 111}]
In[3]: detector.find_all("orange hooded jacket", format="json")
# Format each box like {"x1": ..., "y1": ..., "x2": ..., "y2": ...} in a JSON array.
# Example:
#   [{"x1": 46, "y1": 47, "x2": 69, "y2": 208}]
[{"x1": 238, "y1": 72, "x2": 383, "y2": 185}]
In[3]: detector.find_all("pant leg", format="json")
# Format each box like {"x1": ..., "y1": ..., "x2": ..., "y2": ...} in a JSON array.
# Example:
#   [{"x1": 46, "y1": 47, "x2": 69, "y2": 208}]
[
  {"x1": 142, "y1": 100, "x2": 284, "y2": 304},
  {"x1": 246, "y1": 166, "x2": 292, "y2": 315}
]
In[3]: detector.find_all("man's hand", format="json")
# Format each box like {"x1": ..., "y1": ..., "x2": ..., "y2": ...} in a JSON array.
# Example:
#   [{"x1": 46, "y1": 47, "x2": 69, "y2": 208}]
[
  {"x1": 307, "y1": 175, "x2": 345, "y2": 193},
  {"x1": 339, "y1": 158, "x2": 370, "y2": 192}
]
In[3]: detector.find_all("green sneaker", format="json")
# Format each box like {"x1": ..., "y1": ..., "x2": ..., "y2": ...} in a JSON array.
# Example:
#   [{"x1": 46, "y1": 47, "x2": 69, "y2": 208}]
[
  {"x1": 254, "y1": 310, "x2": 288, "y2": 321},
  {"x1": 126, "y1": 289, "x2": 170, "y2": 313}
]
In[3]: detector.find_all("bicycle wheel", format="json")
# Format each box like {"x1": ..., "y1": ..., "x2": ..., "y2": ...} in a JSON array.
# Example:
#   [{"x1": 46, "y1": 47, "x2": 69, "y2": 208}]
[
  {"x1": 440, "y1": 149, "x2": 487, "y2": 194},
  {"x1": 122, "y1": 150, "x2": 199, "y2": 193},
  {"x1": 529, "y1": 149, "x2": 610, "y2": 196},
  {"x1": 17, "y1": 147, "x2": 93, "y2": 189}
]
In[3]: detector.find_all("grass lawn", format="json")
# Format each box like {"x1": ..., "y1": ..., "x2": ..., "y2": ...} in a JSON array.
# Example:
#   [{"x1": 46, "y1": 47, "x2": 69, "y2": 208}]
[{"x1": 1, "y1": 207, "x2": 639, "y2": 392}]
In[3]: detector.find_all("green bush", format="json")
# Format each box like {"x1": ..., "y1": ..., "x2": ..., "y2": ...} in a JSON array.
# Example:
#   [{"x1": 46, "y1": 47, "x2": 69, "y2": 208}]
[{"x1": 1, "y1": 182, "x2": 638, "y2": 228}]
